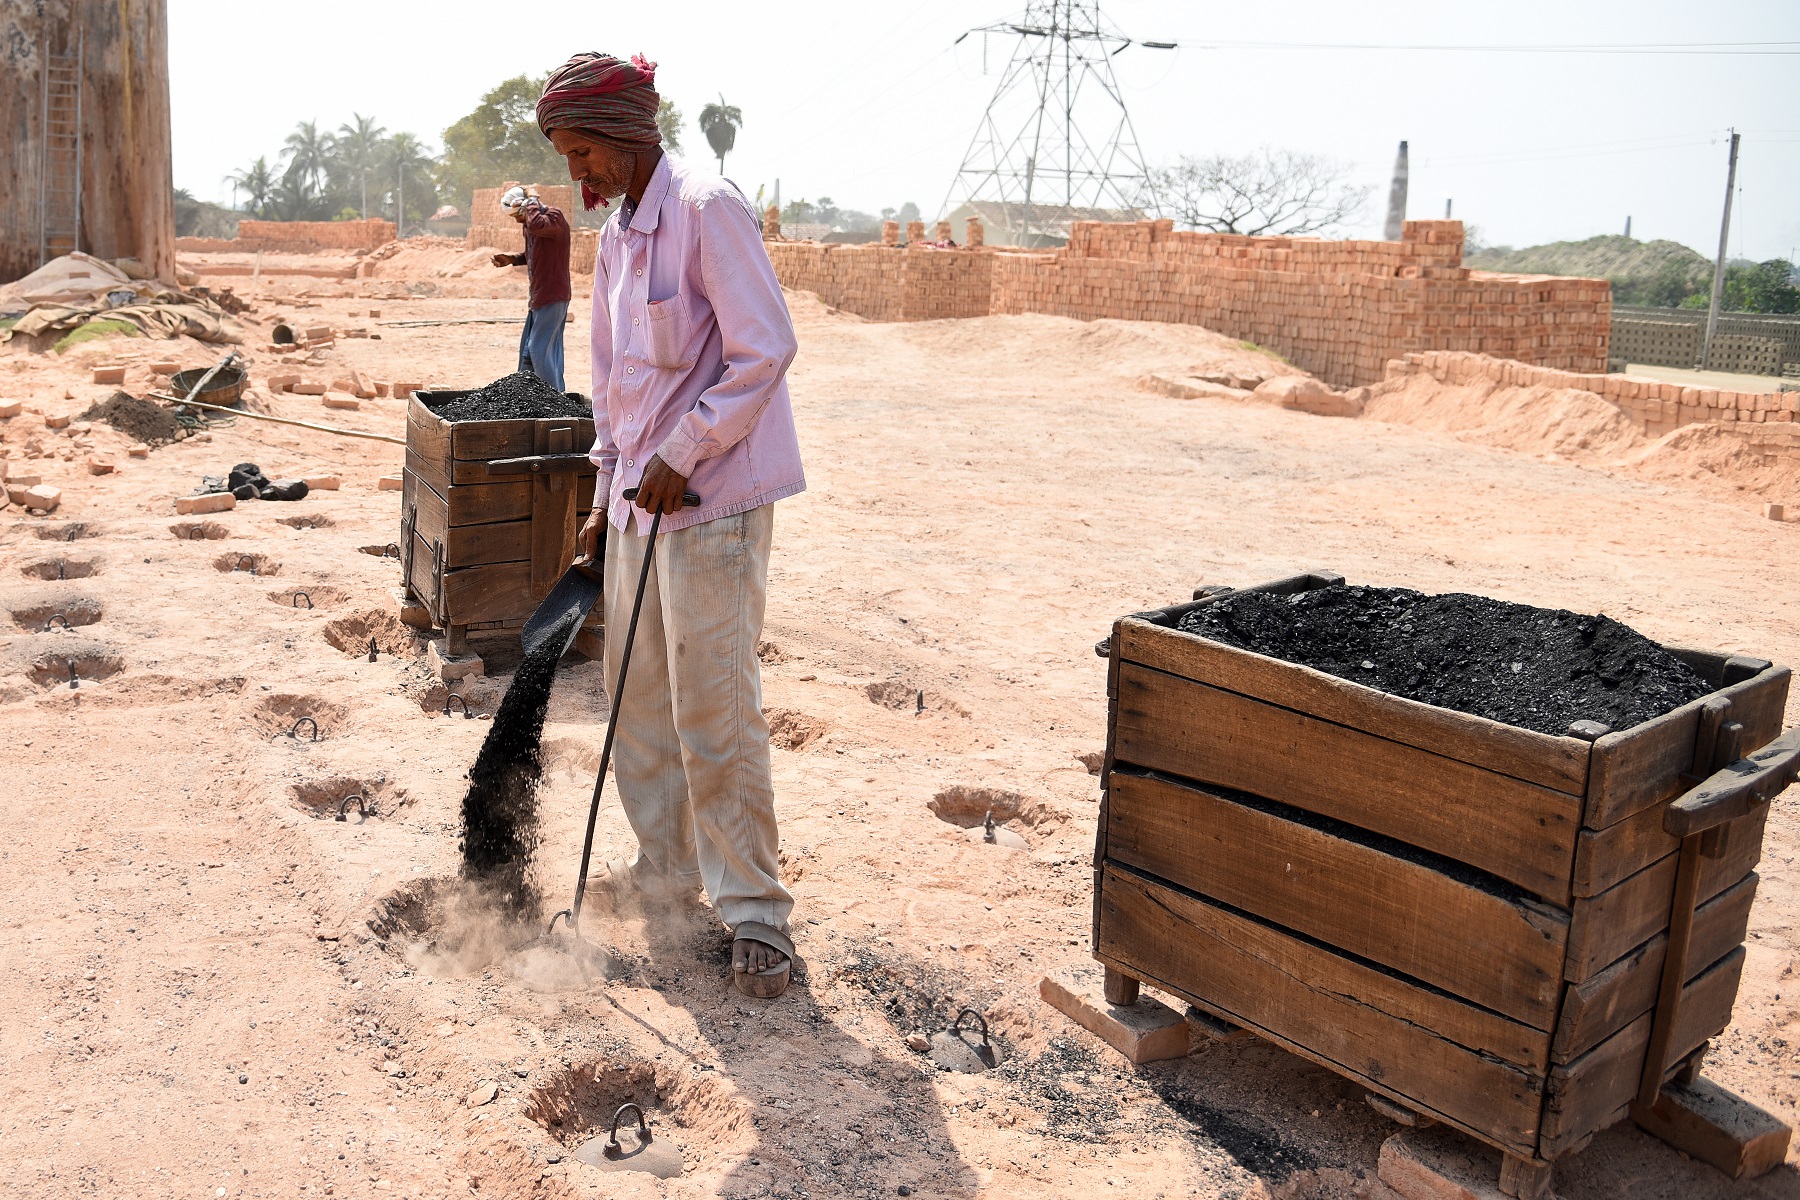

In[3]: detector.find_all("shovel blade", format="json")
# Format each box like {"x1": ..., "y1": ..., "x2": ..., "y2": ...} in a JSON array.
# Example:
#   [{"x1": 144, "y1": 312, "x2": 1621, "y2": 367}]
[{"x1": 523, "y1": 561, "x2": 604, "y2": 658}]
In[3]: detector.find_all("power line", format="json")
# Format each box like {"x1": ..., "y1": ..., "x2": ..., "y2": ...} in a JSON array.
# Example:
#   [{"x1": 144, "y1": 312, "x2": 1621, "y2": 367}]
[{"x1": 1164, "y1": 38, "x2": 1800, "y2": 55}]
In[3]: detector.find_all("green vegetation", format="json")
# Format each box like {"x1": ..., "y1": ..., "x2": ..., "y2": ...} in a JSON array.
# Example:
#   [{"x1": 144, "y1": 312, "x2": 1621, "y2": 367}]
[
  {"x1": 53, "y1": 319, "x2": 138, "y2": 354},
  {"x1": 1466, "y1": 235, "x2": 1799, "y2": 312},
  {"x1": 1239, "y1": 340, "x2": 1290, "y2": 364}
]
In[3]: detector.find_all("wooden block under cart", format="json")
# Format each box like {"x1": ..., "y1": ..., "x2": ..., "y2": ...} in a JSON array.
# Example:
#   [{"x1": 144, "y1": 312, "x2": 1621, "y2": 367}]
[
  {"x1": 1092, "y1": 571, "x2": 1800, "y2": 1196},
  {"x1": 401, "y1": 390, "x2": 603, "y2": 654}
]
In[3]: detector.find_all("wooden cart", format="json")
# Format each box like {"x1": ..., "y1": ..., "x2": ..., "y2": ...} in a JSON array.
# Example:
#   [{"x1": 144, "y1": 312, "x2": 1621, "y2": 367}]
[
  {"x1": 401, "y1": 390, "x2": 602, "y2": 654},
  {"x1": 1094, "y1": 571, "x2": 1800, "y2": 1196}
]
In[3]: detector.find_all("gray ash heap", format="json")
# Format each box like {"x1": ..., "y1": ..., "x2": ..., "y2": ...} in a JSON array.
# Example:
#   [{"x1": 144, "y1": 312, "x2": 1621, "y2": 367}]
[
  {"x1": 458, "y1": 607, "x2": 582, "y2": 911},
  {"x1": 1175, "y1": 585, "x2": 1712, "y2": 736},
  {"x1": 421, "y1": 372, "x2": 589, "y2": 422}
]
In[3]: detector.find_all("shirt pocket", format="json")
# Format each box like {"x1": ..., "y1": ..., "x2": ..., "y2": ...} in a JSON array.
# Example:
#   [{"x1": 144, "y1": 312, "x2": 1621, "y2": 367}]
[{"x1": 644, "y1": 295, "x2": 691, "y2": 370}]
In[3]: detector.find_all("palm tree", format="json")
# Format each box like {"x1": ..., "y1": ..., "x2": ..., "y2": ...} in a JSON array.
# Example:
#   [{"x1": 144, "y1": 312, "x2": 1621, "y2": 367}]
[
  {"x1": 281, "y1": 120, "x2": 333, "y2": 198},
  {"x1": 384, "y1": 132, "x2": 434, "y2": 234},
  {"x1": 337, "y1": 113, "x2": 388, "y2": 219},
  {"x1": 226, "y1": 157, "x2": 277, "y2": 218},
  {"x1": 698, "y1": 96, "x2": 742, "y2": 175}
]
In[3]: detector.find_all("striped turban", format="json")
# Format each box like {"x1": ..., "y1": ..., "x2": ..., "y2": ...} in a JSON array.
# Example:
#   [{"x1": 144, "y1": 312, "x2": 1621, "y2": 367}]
[{"x1": 537, "y1": 53, "x2": 662, "y2": 209}]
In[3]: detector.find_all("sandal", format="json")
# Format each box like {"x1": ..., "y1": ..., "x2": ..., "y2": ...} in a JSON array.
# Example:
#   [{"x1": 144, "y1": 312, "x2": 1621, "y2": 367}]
[{"x1": 731, "y1": 922, "x2": 794, "y2": 999}]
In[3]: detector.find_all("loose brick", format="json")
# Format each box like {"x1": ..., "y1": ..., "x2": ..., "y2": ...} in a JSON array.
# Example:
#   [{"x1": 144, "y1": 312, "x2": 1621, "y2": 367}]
[
  {"x1": 302, "y1": 475, "x2": 341, "y2": 491},
  {"x1": 377, "y1": 473, "x2": 403, "y2": 491},
  {"x1": 1378, "y1": 1126, "x2": 1508, "y2": 1200},
  {"x1": 45, "y1": 413, "x2": 71, "y2": 429},
  {"x1": 92, "y1": 366, "x2": 126, "y2": 385},
  {"x1": 127, "y1": 444, "x2": 150, "y2": 458},
  {"x1": 22, "y1": 484, "x2": 62, "y2": 512},
  {"x1": 392, "y1": 382, "x2": 421, "y2": 399},
  {"x1": 149, "y1": 361, "x2": 180, "y2": 375},
  {"x1": 86, "y1": 459, "x2": 115, "y2": 475},
  {"x1": 291, "y1": 381, "x2": 327, "y2": 395},
  {"x1": 321, "y1": 394, "x2": 361, "y2": 410},
  {"x1": 1038, "y1": 964, "x2": 1189, "y2": 1064},
  {"x1": 0, "y1": 400, "x2": 21, "y2": 418},
  {"x1": 175, "y1": 491, "x2": 237, "y2": 515},
  {"x1": 266, "y1": 373, "x2": 302, "y2": 392}
]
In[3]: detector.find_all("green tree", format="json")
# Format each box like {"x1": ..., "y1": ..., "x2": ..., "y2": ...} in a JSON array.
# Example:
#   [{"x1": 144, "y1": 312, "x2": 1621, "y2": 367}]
[
  {"x1": 657, "y1": 99, "x2": 684, "y2": 155},
  {"x1": 226, "y1": 156, "x2": 276, "y2": 218},
  {"x1": 383, "y1": 132, "x2": 439, "y2": 233},
  {"x1": 699, "y1": 96, "x2": 742, "y2": 174},
  {"x1": 282, "y1": 120, "x2": 334, "y2": 198},
  {"x1": 439, "y1": 74, "x2": 568, "y2": 215},
  {"x1": 336, "y1": 113, "x2": 389, "y2": 219},
  {"x1": 1724, "y1": 260, "x2": 1800, "y2": 314}
]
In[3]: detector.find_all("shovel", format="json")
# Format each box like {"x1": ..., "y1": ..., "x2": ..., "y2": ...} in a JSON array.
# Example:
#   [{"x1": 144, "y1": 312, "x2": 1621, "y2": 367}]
[{"x1": 520, "y1": 488, "x2": 702, "y2": 658}]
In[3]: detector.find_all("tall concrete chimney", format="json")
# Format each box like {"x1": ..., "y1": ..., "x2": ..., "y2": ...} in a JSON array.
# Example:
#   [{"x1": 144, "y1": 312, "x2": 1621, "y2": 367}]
[{"x1": 1383, "y1": 141, "x2": 1409, "y2": 242}]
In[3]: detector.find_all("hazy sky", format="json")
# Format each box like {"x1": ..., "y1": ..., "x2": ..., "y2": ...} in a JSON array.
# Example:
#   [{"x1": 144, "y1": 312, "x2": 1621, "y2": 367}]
[{"x1": 171, "y1": 1, "x2": 1799, "y2": 261}]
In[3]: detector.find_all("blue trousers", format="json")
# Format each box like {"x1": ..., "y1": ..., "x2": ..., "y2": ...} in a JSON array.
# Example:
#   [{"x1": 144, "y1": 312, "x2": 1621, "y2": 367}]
[{"x1": 518, "y1": 301, "x2": 568, "y2": 392}]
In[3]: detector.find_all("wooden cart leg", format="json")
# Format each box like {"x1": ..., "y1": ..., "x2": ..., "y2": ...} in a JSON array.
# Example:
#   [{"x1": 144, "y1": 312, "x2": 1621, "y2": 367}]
[
  {"x1": 446, "y1": 623, "x2": 467, "y2": 656},
  {"x1": 1675, "y1": 1041, "x2": 1707, "y2": 1087},
  {"x1": 1102, "y1": 965, "x2": 1139, "y2": 1007},
  {"x1": 1498, "y1": 1152, "x2": 1552, "y2": 1200}
]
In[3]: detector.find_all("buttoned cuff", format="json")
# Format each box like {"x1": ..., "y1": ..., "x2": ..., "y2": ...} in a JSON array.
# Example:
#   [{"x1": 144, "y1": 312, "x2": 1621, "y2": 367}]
[{"x1": 654, "y1": 429, "x2": 705, "y2": 479}]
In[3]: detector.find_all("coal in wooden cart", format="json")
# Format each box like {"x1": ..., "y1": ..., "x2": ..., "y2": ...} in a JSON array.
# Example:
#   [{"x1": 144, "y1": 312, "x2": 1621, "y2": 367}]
[
  {"x1": 1090, "y1": 572, "x2": 1799, "y2": 1197},
  {"x1": 400, "y1": 388, "x2": 603, "y2": 662}
]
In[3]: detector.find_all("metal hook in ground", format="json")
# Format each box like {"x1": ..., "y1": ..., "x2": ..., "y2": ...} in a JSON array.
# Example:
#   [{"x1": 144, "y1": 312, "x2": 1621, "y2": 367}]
[
  {"x1": 67, "y1": 659, "x2": 79, "y2": 689},
  {"x1": 285, "y1": 716, "x2": 319, "y2": 742},
  {"x1": 367, "y1": 636, "x2": 378, "y2": 662},
  {"x1": 983, "y1": 810, "x2": 996, "y2": 843},
  {"x1": 291, "y1": 591, "x2": 313, "y2": 609},
  {"x1": 190, "y1": 525, "x2": 208, "y2": 540},
  {"x1": 382, "y1": 543, "x2": 401, "y2": 560},
  {"x1": 335, "y1": 794, "x2": 369, "y2": 822},
  {"x1": 44, "y1": 613, "x2": 72, "y2": 632},
  {"x1": 605, "y1": 1103, "x2": 652, "y2": 1156},
  {"x1": 234, "y1": 555, "x2": 258, "y2": 575},
  {"x1": 545, "y1": 909, "x2": 575, "y2": 938},
  {"x1": 56, "y1": 560, "x2": 66, "y2": 581},
  {"x1": 949, "y1": 1008, "x2": 991, "y2": 1048},
  {"x1": 443, "y1": 693, "x2": 469, "y2": 718}
]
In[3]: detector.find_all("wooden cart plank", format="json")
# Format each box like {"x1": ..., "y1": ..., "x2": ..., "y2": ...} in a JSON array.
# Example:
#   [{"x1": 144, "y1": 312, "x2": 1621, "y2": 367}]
[
  {"x1": 440, "y1": 559, "x2": 536, "y2": 626},
  {"x1": 1552, "y1": 874, "x2": 1758, "y2": 1063},
  {"x1": 1106, "y1": 770, "x2": 1568, "y2": 1032},
  {"x1": 451, "y1": 417, "x2": 590, "y2": 462},
  {"x1": 408, "y1": 529, "x2": 441, "y2": 627},
  {"x1": 1574, "y1": 800, "x2": 1682, "y2": 898},
  {"x1": 1098, "y1": 865, "x2": 1547, "y2": 1153},
  {"x1": 1539, "y1": 948, "x2": 1746, "y2": 1157},
  {"x1": 1113, "y1": 663, "x2": 1582, "y2": 902},
  {"x1": 411, "y1": 486, "x2": 596, "y2": 569},
  {"x1": 1115, "y1": 619, "x2": 1589, "y2": 795},
  {"x1": 1584, "y1": 667, "x2": 1791, "y2": 831},
  {"x1": 1563, "y1": 804, "x2": 1766, "y2": 982},
  {"x1": 449, "y1": 457, "x2": 597, "y2": 486}
]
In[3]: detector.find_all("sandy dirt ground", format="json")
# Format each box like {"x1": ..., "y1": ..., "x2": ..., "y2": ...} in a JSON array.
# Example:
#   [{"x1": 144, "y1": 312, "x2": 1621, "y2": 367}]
[{"x1": 2, "y1": 260, "x2": 1799, "y2": 1200}]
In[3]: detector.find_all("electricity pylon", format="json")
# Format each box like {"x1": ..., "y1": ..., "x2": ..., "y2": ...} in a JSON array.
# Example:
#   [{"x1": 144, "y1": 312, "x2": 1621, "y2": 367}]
[{"x1": 941, "y1": 1, "x2": 1173, "y2": 244}]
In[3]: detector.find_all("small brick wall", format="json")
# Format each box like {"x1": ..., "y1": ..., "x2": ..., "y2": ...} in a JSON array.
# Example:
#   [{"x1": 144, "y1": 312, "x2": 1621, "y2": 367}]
[
  {"x1": 764, "y1": 219, "x2": 1612, "y2": 389},
  {"x1": 465, "y1": 185, "x2": 594, "y2": 273},
  {"x1": 1382, "y1": 350, "x2": 1798, "y2": 464},
  {"x1": 231, "y1": 219, "x2": 396, "y2": 252}
]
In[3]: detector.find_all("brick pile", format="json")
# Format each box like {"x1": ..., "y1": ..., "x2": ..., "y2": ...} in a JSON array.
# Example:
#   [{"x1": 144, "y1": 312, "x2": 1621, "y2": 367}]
[
  {"x1": 231, "y1": 219, "x2": 397, "y2": 252},
  {"x1": 764, "y1": 218, "x2": 1611, "y2": 388},
  {"x1": 1382, "y1": 349, "x2": 1799, "y2": 465},
  {"x1": 769, "y1": 243, "x2": 993, "y2": 322}
]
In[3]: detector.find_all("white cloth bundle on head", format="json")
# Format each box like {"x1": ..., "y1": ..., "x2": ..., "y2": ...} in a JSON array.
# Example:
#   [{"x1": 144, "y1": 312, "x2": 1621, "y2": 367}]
[{"x1": 500, "y1": 186, "x2": 529, "y2": 212}]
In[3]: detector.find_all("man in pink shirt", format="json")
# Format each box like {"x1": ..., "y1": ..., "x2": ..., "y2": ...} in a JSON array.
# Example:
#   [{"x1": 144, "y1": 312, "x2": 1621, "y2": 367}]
[{"x1": 537, "y1": 52, "x2": 805, "y2": 998}]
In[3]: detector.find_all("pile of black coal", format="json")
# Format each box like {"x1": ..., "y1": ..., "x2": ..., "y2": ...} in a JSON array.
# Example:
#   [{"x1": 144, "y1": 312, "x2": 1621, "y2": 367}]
[
  {"x1": 458, "y1": 607, "x2": 584, "y2": 912},
  {"x1": 80, "y1": 391, "x2": 180, "y2": 446},
  {"x1": 191, "y1": 462, "x2": 309, "y2": 501},
  {"x1": 1175, "y1": 584, "x2": 1713, "y2": 736},
  {"x1": 421, "y1": 372, "x2": 589, "y2": 422}
]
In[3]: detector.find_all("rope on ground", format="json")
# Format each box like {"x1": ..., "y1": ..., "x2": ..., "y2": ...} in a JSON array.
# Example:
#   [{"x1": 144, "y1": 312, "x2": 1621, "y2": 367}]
[
  {"x1": 146, "y1": 392, "x2": 407, "y2": 445},
  {"x1": 377, "y1": 318, "x2": 528, "y2": 328}
]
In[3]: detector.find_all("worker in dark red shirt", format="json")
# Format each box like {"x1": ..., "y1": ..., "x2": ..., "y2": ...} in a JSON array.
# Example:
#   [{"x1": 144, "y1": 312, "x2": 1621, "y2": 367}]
[{"x1": 491, "y1": 186, "x2": 572, "y2": 390}]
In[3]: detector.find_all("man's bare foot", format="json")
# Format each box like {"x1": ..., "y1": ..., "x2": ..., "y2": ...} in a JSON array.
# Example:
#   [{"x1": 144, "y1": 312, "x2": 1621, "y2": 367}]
[{"x1": 733, "y1": 938, "x2": 788, "y2": 975}]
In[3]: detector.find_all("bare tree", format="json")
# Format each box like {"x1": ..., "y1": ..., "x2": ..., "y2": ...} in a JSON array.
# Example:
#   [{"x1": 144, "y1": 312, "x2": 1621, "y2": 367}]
[{"x1": 1152, "y1": 149, "x2": 1370, "y2": 237}]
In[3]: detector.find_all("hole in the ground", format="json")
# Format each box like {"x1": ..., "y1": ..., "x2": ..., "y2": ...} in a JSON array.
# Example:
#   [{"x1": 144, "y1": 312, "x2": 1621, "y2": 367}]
[
  {"x1": 250, "y1": 693, "x2": 350, "y2": 739},
  {"x1": 524, "y1": 1058, "x2": 752, "y2": 1160},
  {"x1": 20, "y1": 557, "x2": 99, "y2": 580},
  {"x1": 541, "y1": 736, "x2": 600, "y2": 777},
  {"x1": 267, "y1": 584, "x2": 352, "y2": 609},
  {"x1": 766, "y1": 706, "x2": 827, "y2": 751},
  {"x1": 323, "y1": 609, "x2": 424, "y2": 657},
  {"x1": 290, "y1": 776, "x2": 398, "y2": 821},
  {"x1": 170, "y1": 521, "x2": 228, "y2": 540},
  {"x1": 1077, "y1": 752, "x2": 1105, "y2": 775},
  {"x1": 30, "y1": 650, "x2": 124, "y2": 688},
  {"x1": 756, "y1": 639, "x2": 790, "y2": 664},
  {"x1": 358, "y1": 543, "x2": 403, "y2": 559},
  {"x1": 33, "y1": 522, "x2": 100, "y2": 541},
  {"x1": 419, "y1": 680, "x2": 497, "y2": 719},
  {"x1": 865, "y1": 680, "x2": 970, "y2": 716},
  {"x1": 278, "y1": 514, "x2": 333, "y2": 529},
  {"x1": 214, "y1": 552, "x2": 280, "y2": 576},
  {"x1": 929, "y1": 785, "x2": 1064, "y2": 830},
  {"x1": 12, "y1": 597, "x2": 102, "y2": 631}
]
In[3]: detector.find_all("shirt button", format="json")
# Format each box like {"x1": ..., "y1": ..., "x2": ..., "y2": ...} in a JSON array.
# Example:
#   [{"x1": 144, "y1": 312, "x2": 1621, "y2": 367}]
[
  {"x1": 626, "y1": 366, "x2": 635, "y2": 374},
  {"x1": 635, "y1": 268, "x2": 643, "y2": 276},
  {"x1": 633, "y1": 317, "x2": 640, "y2": 325},
  {"x1": 625, "y1": 414, "x2": 633, "y2": 421},
  {"x1": 626, "y1": 459, "x2": 634, "y2": 468}
]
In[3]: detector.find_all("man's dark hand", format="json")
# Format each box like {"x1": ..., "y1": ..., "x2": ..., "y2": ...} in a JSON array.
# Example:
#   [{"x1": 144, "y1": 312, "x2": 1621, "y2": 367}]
[
  {"x1": 490, "y1": 252, "x2": 514, "y2": 268},
  {"x1": 632, "y1": 455, "x2": 690, "y2": 515}
]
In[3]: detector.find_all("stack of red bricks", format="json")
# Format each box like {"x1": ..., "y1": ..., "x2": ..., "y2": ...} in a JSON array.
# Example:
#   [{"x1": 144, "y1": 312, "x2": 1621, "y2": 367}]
[
  {"x1": 1382, "y1": 350, "x2": 1799, "y2": 463},
  {"x1": 233, "y1": 219, "x2": 396, "y2": 252},
  {"x1": 764, "y1": 218, "x2": 1611, "y2": 389}
]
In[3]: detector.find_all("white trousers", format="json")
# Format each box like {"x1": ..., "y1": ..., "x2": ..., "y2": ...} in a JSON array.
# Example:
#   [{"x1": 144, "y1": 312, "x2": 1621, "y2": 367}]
[{"x1": 601, "y1": 503, "x2": 792, "y2": 933}]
